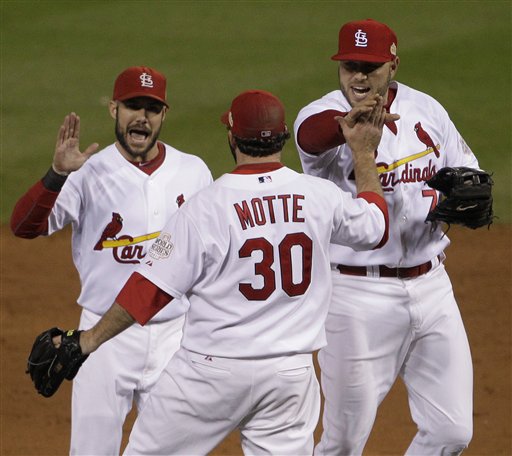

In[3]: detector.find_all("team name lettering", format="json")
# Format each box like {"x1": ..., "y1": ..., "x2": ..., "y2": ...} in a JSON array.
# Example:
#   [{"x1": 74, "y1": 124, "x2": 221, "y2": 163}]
[
  {"x1": 113, "y1": 245, "x2": 145, "y2": 264},
  {"x1": 234, "y1": 194, "x2": 305, "y2": 230},
  {"x1": 380, "y1": 160, "x2": 437, "y2": 191},
  {"x1": 112, "y1": 236, "x2": 145, "y2": 264}
]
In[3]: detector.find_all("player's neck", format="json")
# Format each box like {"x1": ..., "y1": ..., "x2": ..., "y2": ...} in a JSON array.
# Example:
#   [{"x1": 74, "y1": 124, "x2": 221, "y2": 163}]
[{"x1": 235, "y1": 150, "x2": 281, "y2": 166}]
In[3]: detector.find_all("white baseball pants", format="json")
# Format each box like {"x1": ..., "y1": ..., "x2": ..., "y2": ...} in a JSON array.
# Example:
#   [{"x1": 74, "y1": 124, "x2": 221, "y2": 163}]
[
  {"x1": 315, "y1": 264, "x2": 473, "y2": 456},
  {"x1": 124, "y1": 348, "x2": 320, "y2": 455},
  {"x1": 70, "y1": 309, "x2": 185, "y2": 456}
]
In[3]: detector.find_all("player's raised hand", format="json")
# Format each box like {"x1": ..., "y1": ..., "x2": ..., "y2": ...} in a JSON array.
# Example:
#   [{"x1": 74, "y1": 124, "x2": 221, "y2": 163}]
[
  {"x1": 342, "y1": 94, "x2": 400, "y2": 128},
  {"x1": 336, "y1": 97, "x2": 389, "y2": 196},
  {"x1": 53, "y1": 113, "x2": 99, "y2": 175},
  {"x1": 336, "y1": 95, "x2": 399, "y2": 155}
]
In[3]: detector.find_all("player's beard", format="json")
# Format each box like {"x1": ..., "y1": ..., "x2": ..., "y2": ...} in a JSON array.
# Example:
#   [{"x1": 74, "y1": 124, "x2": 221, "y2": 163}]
[{"x1": 115, "y1": 116, "x2": 162, "y2": 162}]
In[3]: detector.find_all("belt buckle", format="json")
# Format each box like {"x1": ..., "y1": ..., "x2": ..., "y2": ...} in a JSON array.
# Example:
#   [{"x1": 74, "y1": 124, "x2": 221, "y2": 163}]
[{"x1": 368, "y1": 265, "x2": 380, "y2": 278}]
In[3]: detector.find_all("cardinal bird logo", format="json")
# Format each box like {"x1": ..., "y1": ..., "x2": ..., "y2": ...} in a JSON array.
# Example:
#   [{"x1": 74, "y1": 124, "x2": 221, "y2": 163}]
[
  {"x1": 176, "y1": 194, "x2": 185, "y2": 208},
  {"x1": 94, "y1": 212, "x2": 124, "y2": 251},
  {"x1": 414, "y1": 122, "x2": 440, "y2": 158}
]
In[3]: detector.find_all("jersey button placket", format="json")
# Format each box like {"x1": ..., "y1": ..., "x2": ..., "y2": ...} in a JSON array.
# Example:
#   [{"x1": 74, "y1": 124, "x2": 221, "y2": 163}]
[{"x1": 146, "y1": 178, "x2": 162, "y2": 231}]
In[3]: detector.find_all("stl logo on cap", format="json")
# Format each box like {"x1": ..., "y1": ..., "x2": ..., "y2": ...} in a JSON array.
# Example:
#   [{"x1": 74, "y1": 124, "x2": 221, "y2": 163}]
[
  {"x1": 354, "y1": 29, "x2": 368, "y2": 48},
  {"x1": 139, "y1": 72, "x2": 154, "y2": 88},
  {"x1": 332, "y1": 19, "x2": 398, "y2": 63},
  {"x1": 113, "y1": 66, "x2": 168, "y2": 107}
]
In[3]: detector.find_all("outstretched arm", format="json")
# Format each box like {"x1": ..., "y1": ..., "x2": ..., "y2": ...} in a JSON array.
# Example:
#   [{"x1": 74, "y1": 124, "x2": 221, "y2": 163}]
[
  {"x1": 10, "y1": 113, "x2": 99, "y2": 237},
  {"x1": 296, "y1": 95, "x2": 399, "y2": 154},
  {"x1": 337, "y1": 95, "x2": 399, "y2": 197},
  {"x1": 334, "y1": 95, "x2": 394, "y2": 249},
  {"x1": 78, "y1": 272, "x2": 174, "y2": 354},
  {"x1": 79, "y1": 302, "x2": 135, "y2": 354}
]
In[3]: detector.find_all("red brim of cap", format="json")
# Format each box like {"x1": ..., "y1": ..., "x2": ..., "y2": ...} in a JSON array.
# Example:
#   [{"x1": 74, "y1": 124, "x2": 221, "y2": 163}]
[
  {"x1": 331, "y1": 52, "x2": 392, "y2": 63},
  {"x1": 117, "y1": 91, "x2": 169, "y2": 107}
]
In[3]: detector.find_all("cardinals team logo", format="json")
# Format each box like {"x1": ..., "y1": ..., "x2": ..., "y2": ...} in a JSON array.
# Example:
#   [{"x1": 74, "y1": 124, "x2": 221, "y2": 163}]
[
  {"x1": 176, "y1": 194, "x2": 185, "y2": 208},
  {"x1": 94, "y1": 212, "x2": 123, "y2": 251},
  {"x1": 94, "y1": 212, "x2": 161, "y2": 264},
  {"x1": 347, "y1": 122, "x2": 442, "y2": 191},
  {"x1": 354, "y1": 29, "x2": 368, "y2": 47},
  {"x1": 139, "y1": 72, "x2": 154, "y2": 88},
  {"x1": 414, "y1": 122, "x2": 440, "y2": 158}
]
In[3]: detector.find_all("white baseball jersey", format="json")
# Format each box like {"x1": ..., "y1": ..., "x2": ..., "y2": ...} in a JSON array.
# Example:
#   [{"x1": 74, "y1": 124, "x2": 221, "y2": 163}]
[
  {"x1": 47, "y1": 142, "x2": 212, "y2": 320},
  {"x1": 13, "y1": 140, "x2": 213, "y2": 455},
  {"x1": 130, "y1": 163, "x2": 387, "y2": 358},
  {"x1": 295, "y1": 82, "x2": 477, "y2": 455},
  {"x1": 295, "y1": 81, "x2": 479, "y2": 267}
]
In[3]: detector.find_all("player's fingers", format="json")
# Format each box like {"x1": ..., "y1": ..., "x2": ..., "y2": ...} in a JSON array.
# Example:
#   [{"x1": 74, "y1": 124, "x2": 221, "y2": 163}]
[
  {"x1": 334, "y1": 116, "x2": 347, "y2": 129},
  {"x1": 375, "y1": 107, "x2": 386, "y2": 128},
  {"x1": 73, "y1": 114, "x2": 81, "y2": 139},
  {"x1": 52, "y1": 335, "x2": 62, "y2": 348},
  {"x1": 56, "y1": 124, "x2": 66, "y2": 147},
  {"x1": 61, "y1": 114, "x2": 71, "y2": 140},
  {"x1": 83, "y1": 143, "x2": 100, "y2": 158},
  {"x1": 384, "y1": 113, "x2": 400, "y2": 122},
  {"x1": 365, "y1": 96, "x2": 381, "y2": 123},
  {"x1": 68, "y1": 113, "x2": 78, "y2": 139},
  {"x1": 344, "y1": 106, "x2": 372, "y2": 127}
]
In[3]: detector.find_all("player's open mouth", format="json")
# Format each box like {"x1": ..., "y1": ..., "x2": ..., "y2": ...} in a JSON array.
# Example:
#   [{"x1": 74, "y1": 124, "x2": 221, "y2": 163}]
[
  {"x1": 352, "y1": 86, "x2": 370, "y2": 95},
  {"x1": 129, "y1": 129, "x2": 150, "y2": 143}
]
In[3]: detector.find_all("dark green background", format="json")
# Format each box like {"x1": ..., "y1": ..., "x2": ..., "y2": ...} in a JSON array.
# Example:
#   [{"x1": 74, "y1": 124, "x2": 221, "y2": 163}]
[{"x1": 1, "y1": 1, "x2": 510, "y2": 222}]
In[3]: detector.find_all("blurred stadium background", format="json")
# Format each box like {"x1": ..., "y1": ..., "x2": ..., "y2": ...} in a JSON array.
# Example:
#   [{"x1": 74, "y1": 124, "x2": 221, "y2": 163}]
[
  {"x1": 1, "y1": 1, "x2": 510, "y2": 223},
  {"x1": 1, "y1": 3, "x2": 510, "y2": 455}
]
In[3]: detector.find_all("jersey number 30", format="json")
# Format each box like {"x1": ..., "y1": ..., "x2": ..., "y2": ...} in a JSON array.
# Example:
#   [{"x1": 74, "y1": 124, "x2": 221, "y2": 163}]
[{"x1": 238, "y1": 232, "x2": 313, "y2": 301}]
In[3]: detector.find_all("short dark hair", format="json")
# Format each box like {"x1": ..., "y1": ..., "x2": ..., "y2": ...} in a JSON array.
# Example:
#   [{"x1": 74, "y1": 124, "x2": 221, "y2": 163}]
[{"x1": 233, "y1": 130, "x2": 291, "y2": 157}]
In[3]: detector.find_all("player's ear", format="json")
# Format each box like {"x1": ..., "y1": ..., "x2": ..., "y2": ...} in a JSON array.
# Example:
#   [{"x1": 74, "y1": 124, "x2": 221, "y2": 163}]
[
  {"x1": 109, "y1": 101, "x2": 118, "y2": 120},
  {"x1": 390, "y1": 57, "x2": 400, "y2": 76}
]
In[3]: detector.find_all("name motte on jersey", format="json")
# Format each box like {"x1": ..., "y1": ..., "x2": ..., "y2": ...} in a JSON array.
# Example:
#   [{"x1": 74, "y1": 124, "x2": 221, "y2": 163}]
[{"x1": 234, "y1": 194, "x2": 306, "y2": 230}]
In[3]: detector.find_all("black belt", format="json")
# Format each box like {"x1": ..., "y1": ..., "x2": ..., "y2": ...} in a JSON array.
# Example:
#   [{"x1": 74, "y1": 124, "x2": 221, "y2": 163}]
[{"x1": 336, "y1": 256, "x2": 441, "y2": 279}]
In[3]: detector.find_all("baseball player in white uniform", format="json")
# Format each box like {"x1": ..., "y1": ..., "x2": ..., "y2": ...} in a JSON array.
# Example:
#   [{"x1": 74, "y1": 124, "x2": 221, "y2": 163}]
[
  {"x1": 294, "y1": 19, "x2": 478, "y2": 455},
  {"x1": 11, "y1": 66, "x2": 212, "y2": 455},
  {"x1": 57, "y1": 89, "x2": 390, "y2": 455}
]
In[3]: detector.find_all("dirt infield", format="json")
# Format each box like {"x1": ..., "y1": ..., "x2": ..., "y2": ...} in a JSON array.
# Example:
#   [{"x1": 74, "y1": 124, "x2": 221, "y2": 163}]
[{"x1": 1, "y1": 224, "x2": 510, "y2": 455}]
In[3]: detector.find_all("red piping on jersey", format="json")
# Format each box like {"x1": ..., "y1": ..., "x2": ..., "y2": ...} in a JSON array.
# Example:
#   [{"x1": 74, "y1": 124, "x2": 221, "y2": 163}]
[
  {"x1": 117, "y1": 272, "x2": 173, "y2": 325},
  {"x1": 127, "y1": 142, "x2": 166, "y2": 175},
  {"x1": 297, "y1": 87, "x2": 398, "y2": 154},
  {"x1": 231, "y1": 162, "x2": 284, "y2": 174},
  {"x1": 357, "y1": 191, "x2": 389, "y2": 249}
]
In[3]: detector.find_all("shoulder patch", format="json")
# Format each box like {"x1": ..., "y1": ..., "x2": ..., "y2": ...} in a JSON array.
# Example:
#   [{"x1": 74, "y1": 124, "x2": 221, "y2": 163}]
[{"x1": 148, "y1": 233, "x2": 174, "y2": 260}]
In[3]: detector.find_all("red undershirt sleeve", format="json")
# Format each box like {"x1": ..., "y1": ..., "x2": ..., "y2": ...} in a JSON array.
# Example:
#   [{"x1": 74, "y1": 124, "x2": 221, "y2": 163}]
[
  {"x1": 357, "y1": 191, "x2": 389, "y2": 249},
  {"x1": 10, "y1": 181, "x2": 59, "y2": 238},
  {"x1": 296, "y1": 110, "x2": 347, "y2": 154},
  {"x1": 116, "y1": 272, "x2": 174, "y2": 325}
]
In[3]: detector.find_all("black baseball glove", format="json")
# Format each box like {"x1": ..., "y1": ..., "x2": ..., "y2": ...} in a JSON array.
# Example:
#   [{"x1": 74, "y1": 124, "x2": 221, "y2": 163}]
[
  {"x1": 26, "y1": 327, "x2": 89, "y2": 398},
  {"x1": 425, "y1": 167, "x2": 494, "y2": 230}
]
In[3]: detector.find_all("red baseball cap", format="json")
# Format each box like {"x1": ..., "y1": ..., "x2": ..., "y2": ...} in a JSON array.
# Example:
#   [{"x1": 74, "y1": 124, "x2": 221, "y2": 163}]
[
  {"x1": 113, "y1": 66, "x2": 168, "y2": 107},
  {"x1": 220, "y1": 90, "x2": 287, "y2": 139},
  {"x1": 331, "y1": 19, "x2": 398, "y2": 63}
]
